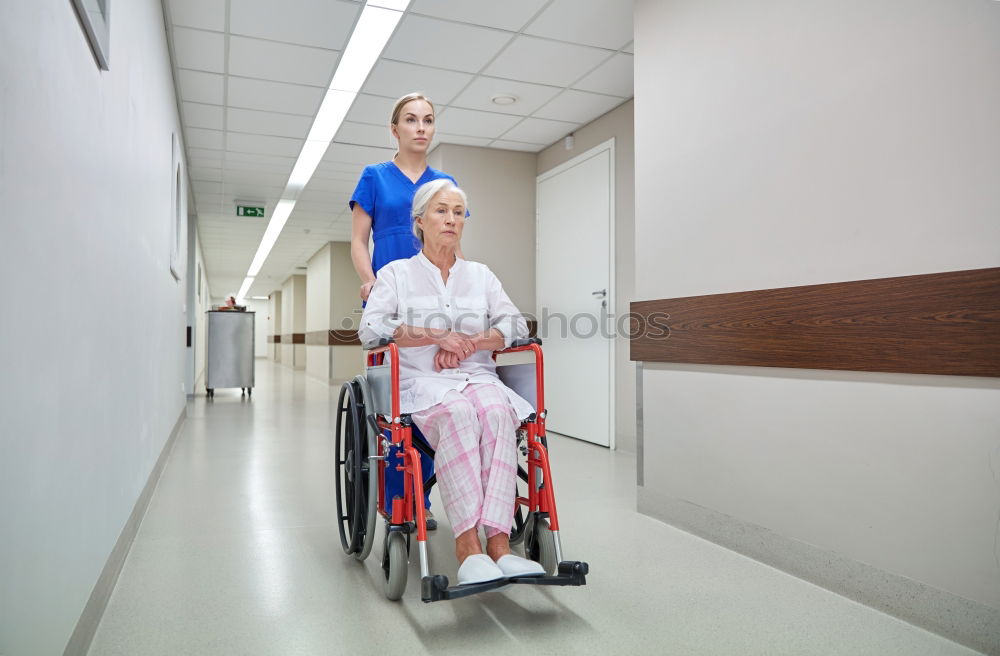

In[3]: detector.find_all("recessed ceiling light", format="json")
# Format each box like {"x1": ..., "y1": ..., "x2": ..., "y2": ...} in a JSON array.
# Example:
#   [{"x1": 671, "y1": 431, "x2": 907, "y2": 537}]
[{"x1": 491, "y1": 94, "x2": 518, "y2": 106}]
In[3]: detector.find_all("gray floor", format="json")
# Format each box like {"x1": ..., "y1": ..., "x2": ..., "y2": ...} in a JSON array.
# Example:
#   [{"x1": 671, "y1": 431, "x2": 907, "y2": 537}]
[{"x1": 89, "y1": 360, "x2": 980, "y2": 656}]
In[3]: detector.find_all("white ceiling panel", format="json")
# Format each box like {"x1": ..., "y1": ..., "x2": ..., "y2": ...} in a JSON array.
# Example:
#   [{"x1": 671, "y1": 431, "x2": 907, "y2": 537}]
[
  {"x1": 177, "y1": 70, "x2": 224, "y2": 105},
  {"x1": 224, "y1": 151, "x2": 296, "y2": 166},
  {"x1": 383, "y1": 15, "x2": 513, "y2": 74},
  {"x1": 534, "y1": 89, "x2": 625, "y2": 124},
  {"x1": 182, "y1": 102, "x2": 224, "y2": 130},
  {"x1": 185, "y1": 127, "x2": 225, "y2": 150},
  {"x1": 227, "y1": 77, "x2": 324, "y2": 115},
  {"x1": 189, "y1": 167, "x2": 223, "y2": 182},
  {"x1": 433, "y1": 133, "x2": 492, "y2": 148},
  {"x1": 171, "y1": 28, "x2": 225, "y2": 73},
  {"x1": 572, "y1": 52, "x2": 633, "y2": 98},
  {"x1": 490, "y1": 140, "x2": 545, "y2": 152},
  {"x1": 228, "y1": 36, "x2": 340, "y2": 87},
  {"x1": 450, "y1": 76, "x2": 561, "y2": 117},
  {"x1": 323, "y1": 143, "x2": 395, "y2": 167},
  {"x1": 363, "y1": 59, "x2": 474, "y2": 106},
  {"x1": 409, "y1": 0, "x2": 548, "y2": 32},
  {"x1": 226, "y1": 107, "x2": 311, "y2": 139},
  {"x1": 229, "y1": 0, "x2": 358, "y2": 50},
  {"x1": 334, "y1": 122, "x2": 395, "y2": 149},
  {"x1": 222, "y1": 159, "x2": 295, "y2": 177},
  {"x1": 226, "y1": 132, "x2": 304, "y2": 158},
  {"x1": 499, "y1": 116, "x2": 578, "y2": 145},
  {"x1": 192, "y1": 179, "x2": 223, "y2": 195},
  {"x1": 167, "y1": 0, "x2": 225, "y2": 31},
  {"x1": 344, "y1": 94, "x2": 396, "y2": 126},
  {"x1": 484, "y1": 36, "x2": 611, "y2": 87},
  {"x1": 435, "y1": 107, "x2": 522, "y2": 138},
  {"x1": 190, "y1": 156, "x2": 224, "y2": 169},
  {"x1": 222, "y1": 169, "x2": 288, "y2": 187},
  {"x1": 524, "y1": 0, "x2": 634, "y2": 51}
]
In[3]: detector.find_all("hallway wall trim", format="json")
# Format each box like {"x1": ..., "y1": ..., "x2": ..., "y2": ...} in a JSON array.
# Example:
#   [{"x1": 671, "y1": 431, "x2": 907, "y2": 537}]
[
  {"x1": 637, "y1": 487, "x2": 1000, "y2": 655},
  {"x1": 63, "y1": 408, "x2": 187, "y2": 656},
  {"x1": 631, "y1": 267, "x2": 1000, "y2": 377},
  {"x1": 281, "y1": 333, "x2": 306, "y2": 344},
  {"x1": 304, "y1": 330, "x2": 362, "y2": 346}
]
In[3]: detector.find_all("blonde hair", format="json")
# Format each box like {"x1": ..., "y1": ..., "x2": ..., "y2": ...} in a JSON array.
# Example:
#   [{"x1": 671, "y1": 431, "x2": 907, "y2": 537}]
[
  {"x1": 390, "y1": 93, "x2": 435, "y2": 127},
  {"x1": 411, "y1": 179, "x2": 467, "y2": 244}
]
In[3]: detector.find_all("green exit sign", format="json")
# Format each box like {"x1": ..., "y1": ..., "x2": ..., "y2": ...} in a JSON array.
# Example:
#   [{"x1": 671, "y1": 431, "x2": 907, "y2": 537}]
[{"x1": 237, "y1": 205, "x2": 265, "y2": 217}]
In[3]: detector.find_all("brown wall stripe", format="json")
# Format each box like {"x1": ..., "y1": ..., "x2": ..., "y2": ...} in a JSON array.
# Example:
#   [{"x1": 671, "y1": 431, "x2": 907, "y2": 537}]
[
  {"x1": 630, "y1": 267, "x2": 1000, "y2": 377},
  {"x1": 267, "y1": 335, "x2": 281, "y2": 344},
  {"x1": 280, "y1": 333, "x2": 305, "y2": 345},
  {"x1": 304, "y1": 330, "x2": 362, "y2": 346}
]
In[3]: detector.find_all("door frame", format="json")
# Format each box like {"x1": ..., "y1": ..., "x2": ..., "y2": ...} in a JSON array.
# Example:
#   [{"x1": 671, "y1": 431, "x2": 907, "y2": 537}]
[{"x1": 536, "y1": 137, "x2": 616, "y2": 449}]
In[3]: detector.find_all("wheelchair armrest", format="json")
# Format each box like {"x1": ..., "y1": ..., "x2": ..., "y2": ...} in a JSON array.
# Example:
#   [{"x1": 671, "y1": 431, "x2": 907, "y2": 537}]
[
  {"x1": 363, "y1": 337, "x2": 394, "y2": 350},
  {"x1": 510, "y1": 337, "x2": 542, "y2": 348}
]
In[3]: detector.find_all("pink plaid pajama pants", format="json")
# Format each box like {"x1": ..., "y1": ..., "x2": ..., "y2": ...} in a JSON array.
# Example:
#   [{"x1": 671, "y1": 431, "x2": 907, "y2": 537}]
[{"x1": 411, "y1": 383, "x2": 519, "y2": 539}]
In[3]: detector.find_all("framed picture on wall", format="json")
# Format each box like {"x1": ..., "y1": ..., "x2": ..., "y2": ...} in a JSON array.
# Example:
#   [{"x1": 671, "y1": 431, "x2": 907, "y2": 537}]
[
  {"x1": 71, "y1": 0, "x2": 111, "y2": 70},
  {"x1": 169, "y1": 133, "x2": 185, "y2": 281}
]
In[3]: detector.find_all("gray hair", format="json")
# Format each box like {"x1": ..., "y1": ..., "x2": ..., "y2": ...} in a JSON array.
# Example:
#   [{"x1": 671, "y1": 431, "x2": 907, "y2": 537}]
[{"x1": 411, "y1": 179, "x2": 467, "y2": 244}]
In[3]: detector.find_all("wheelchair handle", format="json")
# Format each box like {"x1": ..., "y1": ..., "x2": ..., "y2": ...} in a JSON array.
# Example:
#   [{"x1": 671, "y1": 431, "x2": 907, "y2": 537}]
[
  {"x1": 510, "y1": 337, "x2": 542, "y2": 348},
  {"x1": 363, "y1": 337, "x2": 394, "y2": 350}
]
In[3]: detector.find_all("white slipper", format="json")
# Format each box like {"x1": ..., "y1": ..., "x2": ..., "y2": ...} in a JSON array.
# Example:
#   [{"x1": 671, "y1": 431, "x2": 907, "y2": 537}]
[
  {"x1": 457, "y1": 554, "x2": 505, "y2": 585},
  {"x1": 495, "y1": 554, "x2": 546, "y2": 578}
]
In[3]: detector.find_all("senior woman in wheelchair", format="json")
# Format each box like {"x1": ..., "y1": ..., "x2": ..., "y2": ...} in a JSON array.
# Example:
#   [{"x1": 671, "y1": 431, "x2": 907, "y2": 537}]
[{"x1": 359, "y1": 178, "x2": 545, "y2": 585}]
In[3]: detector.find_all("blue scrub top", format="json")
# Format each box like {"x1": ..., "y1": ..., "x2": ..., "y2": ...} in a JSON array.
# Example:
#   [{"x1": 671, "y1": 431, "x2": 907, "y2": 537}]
[{"x1": 350, "y1": 161, "x2": 459, "y2": 274}]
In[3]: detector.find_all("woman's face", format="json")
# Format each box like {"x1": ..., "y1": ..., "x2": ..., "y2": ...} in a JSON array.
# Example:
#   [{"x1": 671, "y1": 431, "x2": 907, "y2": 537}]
[
  {"x1": 392, "y1": 99, "x2": 435, "y2": 153},
  {"x1": 418, "y1": 189, "x2": 465, "y2": 251}
]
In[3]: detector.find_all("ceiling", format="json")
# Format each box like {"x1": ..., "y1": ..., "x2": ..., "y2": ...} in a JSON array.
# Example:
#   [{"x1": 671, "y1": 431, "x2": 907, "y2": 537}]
[{"x1": 162, "y1": 0, "x2": 634, "y2": 298}]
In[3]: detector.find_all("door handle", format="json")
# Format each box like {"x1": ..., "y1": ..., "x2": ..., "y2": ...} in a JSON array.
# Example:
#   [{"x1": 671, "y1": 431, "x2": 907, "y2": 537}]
[{"x1": 591, "y1": 289, "x2": 607, "y2": 298}]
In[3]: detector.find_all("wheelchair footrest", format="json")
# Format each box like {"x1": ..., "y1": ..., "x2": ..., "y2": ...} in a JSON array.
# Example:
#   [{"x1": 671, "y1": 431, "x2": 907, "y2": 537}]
[{"x1": 421, "y1": 561, "x2": 589, "y2": 603}]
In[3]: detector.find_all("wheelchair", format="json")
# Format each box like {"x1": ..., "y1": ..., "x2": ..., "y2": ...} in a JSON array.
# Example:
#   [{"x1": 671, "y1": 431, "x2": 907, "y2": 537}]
[{"x1": 334, "y1": 336, "x2": 589, "y2": 602}]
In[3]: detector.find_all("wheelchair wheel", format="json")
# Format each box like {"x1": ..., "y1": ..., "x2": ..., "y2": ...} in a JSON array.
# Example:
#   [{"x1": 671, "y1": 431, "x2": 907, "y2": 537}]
[
  {"x1": 335, "y1": 380, "x2": 375, "y2": 558},
  {"x1": 383, "y1": 531, "x2": 408, "y2": 601},
  {"x1": 352, "y1": 375, "x2": 379, "y2": 561},
  {"x1": 525, "y1": 516, "x2": 558, "y2": 575}
]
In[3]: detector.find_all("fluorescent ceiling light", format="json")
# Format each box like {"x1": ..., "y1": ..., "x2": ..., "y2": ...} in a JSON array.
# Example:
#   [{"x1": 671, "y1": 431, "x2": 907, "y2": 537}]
[
  {"x1": 236, "y1": 277, "x2": 254, "y2": 304},
  {"x1": 329, "y1": 6, "x2": 405, "y2": 93},
  {"x1": 246, "y1": 199, "x2": 296, "y2": 277},
  {"x1": 234, "y1": 0, "x2": 408, "y2": 298},
  {"x1": 308, "y1": 89, "x2": 357, "y2": 142},
  {"x1": 250, "y1": 296, "x2": 269, "y2": 300}
]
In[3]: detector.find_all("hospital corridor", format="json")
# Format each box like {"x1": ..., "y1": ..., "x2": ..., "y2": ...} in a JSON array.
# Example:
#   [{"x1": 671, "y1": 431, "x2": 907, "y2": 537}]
[{"x1": 2, "y1": 0, "x2": 999, "y2": 655}]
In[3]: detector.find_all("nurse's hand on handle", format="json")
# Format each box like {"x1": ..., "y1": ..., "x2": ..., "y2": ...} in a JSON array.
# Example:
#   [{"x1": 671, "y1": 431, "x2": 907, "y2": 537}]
[{"x1": 360, "y1": 279, "x2": 375, "y2": 301}]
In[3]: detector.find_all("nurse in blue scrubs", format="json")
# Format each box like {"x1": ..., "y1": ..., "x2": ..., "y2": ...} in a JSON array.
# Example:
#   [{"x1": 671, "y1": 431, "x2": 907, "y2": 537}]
[{"x1": 350, "y1": 93, "x2": 462, "y2": 530}]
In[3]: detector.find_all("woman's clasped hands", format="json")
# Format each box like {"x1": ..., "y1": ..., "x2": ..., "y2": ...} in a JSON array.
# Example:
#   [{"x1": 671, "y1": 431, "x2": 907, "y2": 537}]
[{"x1": 433, "y1": 330, "x2": 479, "y2": 371}]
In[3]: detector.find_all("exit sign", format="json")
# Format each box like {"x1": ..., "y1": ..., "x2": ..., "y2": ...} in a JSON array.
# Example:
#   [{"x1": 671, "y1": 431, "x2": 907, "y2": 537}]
[{"x1": 237, "y1": 205, "x2": 265, "y2": 217}]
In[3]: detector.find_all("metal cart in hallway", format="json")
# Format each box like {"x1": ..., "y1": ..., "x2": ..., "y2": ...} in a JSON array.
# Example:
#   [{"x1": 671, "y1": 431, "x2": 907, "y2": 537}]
[{"x1": 205, "y1": 310, "x2": 255, "y2": 398}]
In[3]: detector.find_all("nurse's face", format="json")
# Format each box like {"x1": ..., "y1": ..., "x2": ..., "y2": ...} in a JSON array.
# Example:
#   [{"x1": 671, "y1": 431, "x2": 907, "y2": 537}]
[
  {"x1": 418, "y1": 190, "x2": 465, "y2": 251},
  {"x1": 392, "y1": 99, "x2": 435, "y2": 153}
]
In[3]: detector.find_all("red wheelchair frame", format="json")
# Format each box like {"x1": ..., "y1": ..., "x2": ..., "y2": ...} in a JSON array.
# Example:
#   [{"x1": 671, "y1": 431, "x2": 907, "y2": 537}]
[{"x1": 346, "y1": 337, "x2": 588, "y2": 602}]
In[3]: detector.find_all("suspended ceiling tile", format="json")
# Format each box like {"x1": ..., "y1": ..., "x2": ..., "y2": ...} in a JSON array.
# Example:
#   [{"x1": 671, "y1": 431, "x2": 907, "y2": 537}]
[
  {"x1": 499, "y1": 116, "x2": 578, "y2": 145},
  {"x1": 172, "y1": 28, "x2": 225, "y2": 74},
  {"x1": 226, "y1": 107, "x2": 312, "y2": 139},
  {"x1": 226, "y1": 132, "x2": 304, "y2": 158},
  {"x1": 228, "y1": 36, "x2": 340, "y2": 88},
  {"x1": 224, "y1": 151, "x2": 296, "y2": 166},
  {"x1": 177, "y1": 70, "x2": 225, "y2": 105},
  {"x1": 334, "y1": 121, "x2": 395, "y2": 149},
  {"x1": 363, "y1": 60, "x2": 474, "y2": 106},
  {"x1": 450, "y1": 76, "x2": 561, "y2": 117},
  {"x1": 190, "y1": 156, "x2": 224, "y2": 169},
  {"x1": 185, "y1": 127, "x2": 225, "y2": 150},
  {"x1": 572, "y1": 52, "x2": 633, "y2": 98},
  {"x1": 435, "y1": 107, "x2": 521, "y2": 139},
  {"x1": 490, "y1": 140, "x2": 545, "y2": 152},
  {"x1": 190, "y1": 167, "x2": 224, "y2": 182},
  {"x1": 484, "y1": 36, "x2": 610, "y2": 87},
  {"x1": 534, "y1": 88, "x2": 626, "y2": 123},
  {"x1": 344, "y1": 94, "x2": 396, "y2": 126},
  {"x1": 222, "y1": 169, "x2": 288, "y2": 187},
  {"x1": 408, "y1": 0, "x2": 548, "y2": 32},
  {"x1": 192, "y1": 179, "x2": 223, "y2": 195},
  {"x1": 182, "y1": 102, "x2": 224, "y2": 130},
  {"x1": 167, "y1": 0, "x2": 225, "y2": 31},
  {"x1": 383, "y1": 15, "x2": 513, "y2": 74},
  {"x1": 523, "y1": 0, "x2": 634, "y2": 51},
  {"x1": 222, "y1": 158, "x2": 295, "y2": 176},
  {"x1": 434, "y1": 133, "x2": 492, "y2": 147},
  {"x1": 322, "y1": 143, "x2": 395, "y2": 167},
  {"x1": 229, "y1": 0, "x2": 358, "y2": 50},
  {"x1": 227, "y1": 77, "x2": 324, "y2": 115}
]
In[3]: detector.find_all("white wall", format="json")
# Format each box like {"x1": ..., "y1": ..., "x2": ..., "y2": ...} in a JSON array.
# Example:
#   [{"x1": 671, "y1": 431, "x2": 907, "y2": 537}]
[
  {"x1": 0, "y1": 1, "x2": 191, "y2": 653},
  {"x1": 245, "y1": 299, "x2": 269, "y2": 358},
  {"x1": 305, "y1": 244, "x2": 333, "y2": 382},
  {"x1": 634, "y1": 0, "x2": 1000, "y2": 629},
  {"x1": 269, "y1": 290, "x2": 282, "y2": 362},
  {"x1": 538, "y1": 100, "x2": 635, "y2": 452},
  {"x1": 428, "y1": 145, "x2": 537, "y2": 310},
  {"x1": 280, "y1": 275, "x2": 306, "y2": 368}
]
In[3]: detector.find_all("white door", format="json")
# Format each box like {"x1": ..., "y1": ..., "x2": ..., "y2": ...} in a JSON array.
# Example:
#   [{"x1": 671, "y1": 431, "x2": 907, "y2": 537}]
[{"x1": 536, "y1": 141, "x2": 614, "y2": 447}]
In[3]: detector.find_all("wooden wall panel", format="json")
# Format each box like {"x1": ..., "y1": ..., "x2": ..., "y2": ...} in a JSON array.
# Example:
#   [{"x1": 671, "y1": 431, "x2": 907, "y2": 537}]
[{"x1": 630, "y1": 268, "x2": 1000, "y2": 377}]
